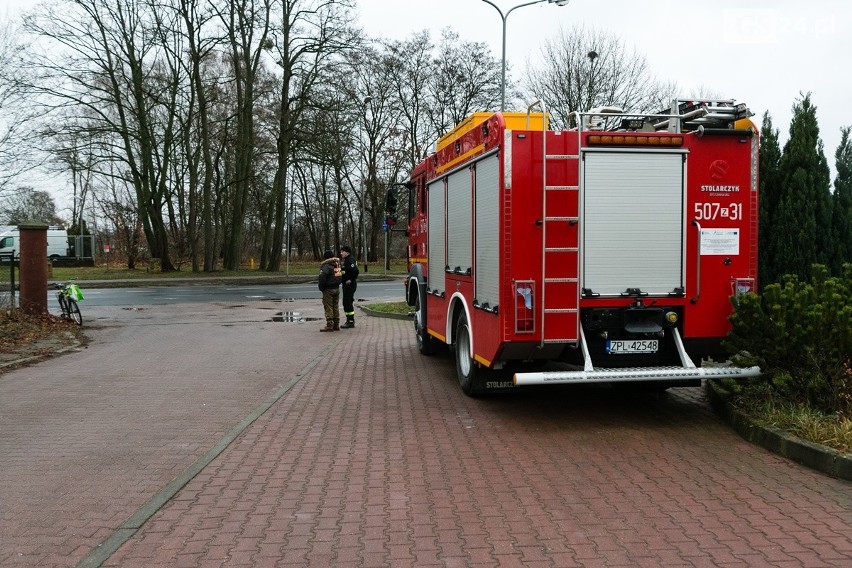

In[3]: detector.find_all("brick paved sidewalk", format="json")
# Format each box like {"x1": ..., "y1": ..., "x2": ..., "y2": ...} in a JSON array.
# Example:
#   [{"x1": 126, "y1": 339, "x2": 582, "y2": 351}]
[
  {"x1": 99, "y1": 316, "x2": 852, "y2": 568},
  {"x1": 0, "y1": 299, "x2": 339, "y2": 568}
]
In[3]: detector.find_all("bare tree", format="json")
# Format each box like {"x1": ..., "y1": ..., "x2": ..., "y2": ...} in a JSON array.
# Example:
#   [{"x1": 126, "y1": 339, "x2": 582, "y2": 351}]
[
  {"x1": 383, "y1": 31, "x2": 436, "y2": 170},
  {"x1": 292, "y1": 90, "x2": 350, "y2": 257},
  {"x1": 0, "y1": 18, "x2": 40, "y2": 194},
  {"x1": 338, "y1": 44, "x2": 409, "y2": 266},
  {"x1": 524, "y1": 26, "x2": 677, "y2": 127},
  {"x1": 263, "y1": 0, "x2": 357, "y2": 270},
  {"x1": 427, "y1": 28, "x2": 502, "y2": 133},
  {"x1": 94, "y1": 160, "x2": 143, "y2": 268},
  {"x1": 153, "y1": 0, "x2": 224, "y2": 272},
  {"x1": 46, "y1": 122, "x2": 98, "y2": 235},
  {"x1": 13, "y1": 1, "x2": 636, "y2": 275},
  {"x1": 353, "y1": 30, "x2": 502, "y2": 266},
  {"x1": 23, "y1": 0, "x2": 184, "y2": 271},
  {"x1": 173, "y1": 0, "x2": 223, "y2": 272},
  {"x1": 212, "y1": 0, "x2": 272, "y2": 270},
  {"x1": 0, "y1": 187, "x2": 64, "y2": 225}
]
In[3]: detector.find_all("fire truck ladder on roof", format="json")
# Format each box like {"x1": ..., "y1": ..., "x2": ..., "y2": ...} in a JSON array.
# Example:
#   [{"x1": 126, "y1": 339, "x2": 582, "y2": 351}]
[
  {"x1": 654, "y1": 99, "x2": 751, "y2": 133},
  {"x1": 562, "y1": 99, "x2": 751, "y2": 134},
  {"x1": 528, "y1": 101, "x2": 580, "y2": 347}
]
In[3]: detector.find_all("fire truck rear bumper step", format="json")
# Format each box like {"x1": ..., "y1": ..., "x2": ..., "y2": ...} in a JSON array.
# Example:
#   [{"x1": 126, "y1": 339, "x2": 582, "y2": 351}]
[{"x1": 513, "y1": 365, "x2": 761, "y2": 386}]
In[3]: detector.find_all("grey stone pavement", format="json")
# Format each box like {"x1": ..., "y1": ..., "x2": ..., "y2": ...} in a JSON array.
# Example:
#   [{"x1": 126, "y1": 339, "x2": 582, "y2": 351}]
[{"x1": 0, "y1": 294, "x2": 850, "y2": 567}]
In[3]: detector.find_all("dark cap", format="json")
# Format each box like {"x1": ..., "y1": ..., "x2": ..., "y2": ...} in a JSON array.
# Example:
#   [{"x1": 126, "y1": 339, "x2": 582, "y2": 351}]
[
  {"x1": 340, "y1": 245, "x2": 352, "y2": 254},
  {"x1": 323, "y1": 250, "x2": 334, "y2": 259}
]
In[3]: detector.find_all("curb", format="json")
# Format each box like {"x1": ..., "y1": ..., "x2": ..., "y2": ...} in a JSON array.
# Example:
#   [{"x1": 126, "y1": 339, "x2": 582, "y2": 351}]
[
  {"x1": 0, "y1": 331, "x2": 84, "y2": 370},
  {"x1": 37, "y1": 274, "x2": 399, "y2": 290},
  {"x1": 358, "y1": 304, "x2": 412, "y2": 321},
  {"x1": 706, "y1": 380, "x2": 852, "y2": 481}
]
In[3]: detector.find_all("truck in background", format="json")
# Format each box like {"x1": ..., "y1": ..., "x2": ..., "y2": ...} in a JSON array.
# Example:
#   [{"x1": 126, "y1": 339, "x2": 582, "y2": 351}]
[
  {"x1": 0, "y1": 226, "x2": 70, "y2": 260},
  {"x1": 390, "y1": 99, "x2": 762, "y2": 396}
]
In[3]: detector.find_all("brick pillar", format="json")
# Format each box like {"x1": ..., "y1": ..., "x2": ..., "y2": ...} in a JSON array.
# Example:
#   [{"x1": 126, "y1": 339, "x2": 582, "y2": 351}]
[{"x1": 18, "y1": 223, "x2": 49, "y2": 315}]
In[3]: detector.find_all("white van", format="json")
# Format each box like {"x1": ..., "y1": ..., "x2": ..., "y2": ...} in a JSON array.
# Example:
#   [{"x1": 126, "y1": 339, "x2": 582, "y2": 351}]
[{"x1": 0, "y1": 226, "x2": 70, "y2": 260}]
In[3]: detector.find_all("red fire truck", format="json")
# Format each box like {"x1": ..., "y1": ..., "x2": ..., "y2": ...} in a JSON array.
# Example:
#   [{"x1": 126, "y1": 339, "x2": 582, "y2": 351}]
[{"x1": 389, "y1": 99, "x2": 761, "y2": 395}]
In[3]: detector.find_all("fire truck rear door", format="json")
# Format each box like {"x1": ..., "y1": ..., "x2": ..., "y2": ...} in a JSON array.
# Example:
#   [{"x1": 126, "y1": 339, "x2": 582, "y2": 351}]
[{"x1": 582, "y1": 151, "x2": 686, "y2": 297}]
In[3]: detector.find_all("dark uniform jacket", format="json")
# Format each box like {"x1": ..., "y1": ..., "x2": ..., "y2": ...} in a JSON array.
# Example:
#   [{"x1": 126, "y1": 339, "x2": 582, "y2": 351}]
[{"x1": 341, "y1": 255, "x2": 359, "y2": 287}]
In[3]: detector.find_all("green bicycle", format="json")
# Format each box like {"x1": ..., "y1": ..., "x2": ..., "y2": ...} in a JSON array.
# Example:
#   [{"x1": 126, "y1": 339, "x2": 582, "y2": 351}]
[{"x1": 55, "y1": 280, "x2": 84, "y2": 326}]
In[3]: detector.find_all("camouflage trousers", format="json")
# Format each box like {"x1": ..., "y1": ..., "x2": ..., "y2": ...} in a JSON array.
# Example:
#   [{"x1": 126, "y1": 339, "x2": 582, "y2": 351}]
[{"x1": 322, "y1": 287, "x2": 340, "y2": 321}]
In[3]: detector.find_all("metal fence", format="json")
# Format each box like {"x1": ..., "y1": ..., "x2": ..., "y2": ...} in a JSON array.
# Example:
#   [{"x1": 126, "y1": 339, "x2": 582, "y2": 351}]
[
  {"x1": 0, "y1": 251, "x2": 16, "y2": 306},
  {"x1": 68, "y1": 234, "x2": 95, "y2": 260}
]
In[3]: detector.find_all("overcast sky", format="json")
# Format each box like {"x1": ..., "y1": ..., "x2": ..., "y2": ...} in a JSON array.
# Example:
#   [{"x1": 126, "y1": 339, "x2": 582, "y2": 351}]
[
  {"x1": 358, "y1": 0, "x2": 850, "y2": 176},
  {"x1": 2, "y1": 0, "x2": 849, "y2": 193}
]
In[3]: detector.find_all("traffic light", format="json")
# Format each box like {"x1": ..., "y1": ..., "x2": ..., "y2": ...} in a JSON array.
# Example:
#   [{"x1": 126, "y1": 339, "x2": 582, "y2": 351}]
[{"x1": 384, "y1": 187, "x2": 398, "y2": 226}]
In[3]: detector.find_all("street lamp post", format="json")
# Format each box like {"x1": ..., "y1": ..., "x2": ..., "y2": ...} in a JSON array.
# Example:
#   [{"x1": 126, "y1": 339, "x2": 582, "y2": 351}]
[
  {"x1": 480, "y1": 0, "x2": 570, "y2": 111},
  {"x1": 285, "y1": 200, "x2": 293, "y2": 276}
]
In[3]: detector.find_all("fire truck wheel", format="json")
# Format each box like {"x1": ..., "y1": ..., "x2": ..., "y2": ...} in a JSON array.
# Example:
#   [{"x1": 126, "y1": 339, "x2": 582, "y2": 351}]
[
  {"x1": 414, "y1": 293, "x2": 437, "y2": 355},
  {"x1": 455, "y1": 313, "x2": 482, "y2": 396}
]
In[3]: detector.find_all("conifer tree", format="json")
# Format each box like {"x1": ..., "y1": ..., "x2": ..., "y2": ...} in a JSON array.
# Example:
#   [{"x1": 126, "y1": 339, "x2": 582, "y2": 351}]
[
  {"x1": 758, "y1": 112, "x2": 782, "y2": 287},
  {"x1": 772, "y1": 93, "x2": 832, "y2": 280},
  {"x1": 830, "y1": 126, "x2": 852, "y2": 274}
]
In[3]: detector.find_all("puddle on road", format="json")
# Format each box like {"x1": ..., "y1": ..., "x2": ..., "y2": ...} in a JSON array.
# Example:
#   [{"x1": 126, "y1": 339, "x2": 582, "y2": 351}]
[{"x1": 271, "y1": 311, "x2": 320, "y2": 323}]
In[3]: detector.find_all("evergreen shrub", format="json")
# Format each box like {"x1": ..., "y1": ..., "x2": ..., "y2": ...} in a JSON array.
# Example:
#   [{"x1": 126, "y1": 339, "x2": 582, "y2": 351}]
[{"x1": 724, "y1": 264, "x2": 852, "y2": 418}]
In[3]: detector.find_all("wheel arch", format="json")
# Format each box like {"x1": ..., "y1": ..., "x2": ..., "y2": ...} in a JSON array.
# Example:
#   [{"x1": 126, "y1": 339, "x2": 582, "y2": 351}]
[
  {"x1": 446, "y1": 292, "x2": 472, "y2": 349},
  {"x1": 406, "y1": 264, "x2": 426, "y2": 306}
]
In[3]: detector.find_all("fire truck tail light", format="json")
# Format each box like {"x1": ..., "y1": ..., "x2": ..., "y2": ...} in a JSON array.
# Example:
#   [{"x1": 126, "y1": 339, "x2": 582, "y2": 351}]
[
  {"x1": 514, "y1": 281, "x2": 536, "y2": 334},
  {"x1": 587, "y1": 135, "x2": 684, "y2": 147}
]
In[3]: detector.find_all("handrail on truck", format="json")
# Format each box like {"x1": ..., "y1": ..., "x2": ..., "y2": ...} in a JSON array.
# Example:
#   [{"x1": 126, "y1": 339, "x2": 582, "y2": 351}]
[
  {"x1": 527, "y1": 100, "x2": 550, "y2": 349},
  {"x1": 691, "y1": 220, "x2": 702, "y2": 304}
]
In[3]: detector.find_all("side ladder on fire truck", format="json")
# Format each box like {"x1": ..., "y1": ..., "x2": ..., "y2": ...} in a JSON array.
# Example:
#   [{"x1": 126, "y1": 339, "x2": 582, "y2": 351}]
[{"x1": 529, "y1": 101, "x2": 580, "y2": 346}]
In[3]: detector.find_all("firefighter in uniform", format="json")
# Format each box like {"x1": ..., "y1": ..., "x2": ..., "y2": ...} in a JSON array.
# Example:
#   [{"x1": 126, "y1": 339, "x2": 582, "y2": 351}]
[{"x1": 339, "y1": 245, "x2": 359, "y2": 328}]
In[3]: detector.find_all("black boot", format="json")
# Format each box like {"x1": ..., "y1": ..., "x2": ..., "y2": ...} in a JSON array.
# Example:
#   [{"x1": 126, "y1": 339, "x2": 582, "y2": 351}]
[{"x1": 341, "y1": 316, "x2": 355, "y2": 328}]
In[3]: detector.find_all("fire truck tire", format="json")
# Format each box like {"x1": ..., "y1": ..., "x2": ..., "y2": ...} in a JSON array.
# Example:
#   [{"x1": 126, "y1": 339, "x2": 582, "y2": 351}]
[
  {"x1": 414, "y1": 294, "x2": 437, "y2": 355},
  {"x1": 455, "y1": 313, "x2": 483, "y2": 396}
]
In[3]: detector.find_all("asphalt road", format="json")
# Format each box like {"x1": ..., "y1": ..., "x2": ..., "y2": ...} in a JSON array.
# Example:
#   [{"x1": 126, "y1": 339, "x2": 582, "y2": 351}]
[{"x1": 49, "y1": 279, "x2": 405, "y2": 308}]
